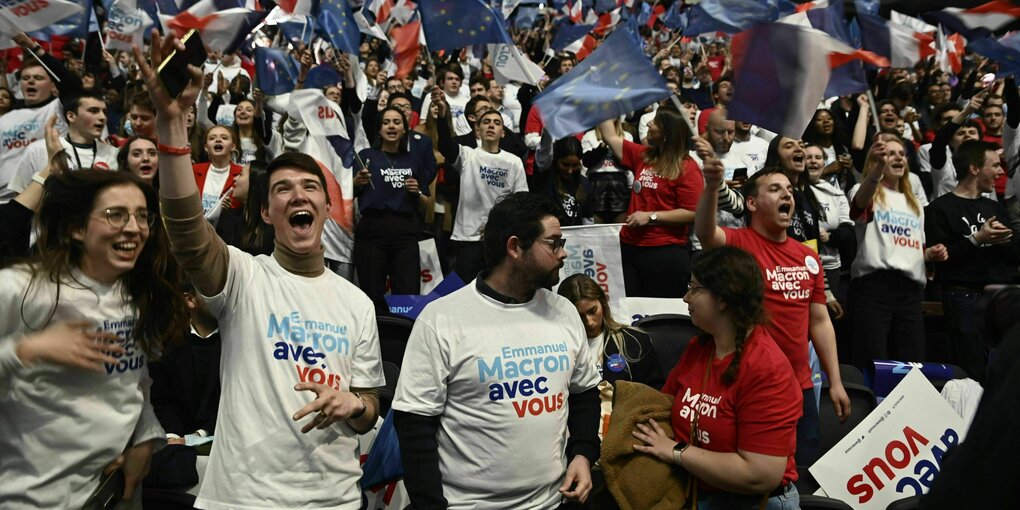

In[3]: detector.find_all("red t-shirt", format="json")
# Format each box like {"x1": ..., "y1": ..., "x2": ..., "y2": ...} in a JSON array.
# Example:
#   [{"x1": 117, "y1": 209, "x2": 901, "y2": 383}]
[
  {"x1": 620, "y1": 140, "x2": 704, "y2": 247},
  {"x1": 722, "y1": 227, "x2": 825, "y2": 389},
  {"x1": 707, "y1": 56, "x2": 726, "y2": 82},
  {"x1": 662, "y1": 326, "x2": 802, "y2": 488}
]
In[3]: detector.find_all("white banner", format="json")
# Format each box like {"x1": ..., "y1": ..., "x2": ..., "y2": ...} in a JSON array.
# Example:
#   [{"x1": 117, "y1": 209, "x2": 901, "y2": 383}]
[
  {"x1": 556, "y1": 224, "x2": 625, "y2": 304},
  {"x1": 0, "y1": 0, "x2": 82, "y2": 34},
  {"x1": 810, "y1": 369, "x2": 967, "y2": 510},
  {"x1": 488, "y1": 43, "x2": 543, "y2": 86},
  {"x1": 419, "y1": 238, "x2": 444, "y2": 294},
  {"x1": 105, "y1": 0, "x2": 151, "y2": 51}
]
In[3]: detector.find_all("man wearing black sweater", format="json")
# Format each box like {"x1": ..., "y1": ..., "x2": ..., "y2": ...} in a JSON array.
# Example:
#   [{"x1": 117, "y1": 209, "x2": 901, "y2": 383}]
[
  {"x1": 392, "y1": 192, "x2": 601, "y2": 509},
  {"x1": 926, "y1": 140, "x2": 1020, "y2": 383}
]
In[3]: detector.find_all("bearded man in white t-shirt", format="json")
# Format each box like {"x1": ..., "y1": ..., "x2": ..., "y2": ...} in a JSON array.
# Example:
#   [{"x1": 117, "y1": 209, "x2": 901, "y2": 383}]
[
  {"x1": 138, "y1": 35, "x2": 384, "y2": 510},
  {"x1": 393, "y1": 192, "x2": 602, "y2": 509}
]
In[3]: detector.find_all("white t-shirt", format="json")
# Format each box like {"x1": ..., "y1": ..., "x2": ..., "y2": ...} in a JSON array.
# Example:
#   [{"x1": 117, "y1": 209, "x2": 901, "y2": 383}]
[
  {"x1": 9, "y1": 137, "x2": 119, "y2": 194},
  {"x1": 849, "y1": 184, "x2": 927, "y2": 285},
  {"x1": 451, "y1": 146, "x2": 529, "y2": 241},
  {"x1": 392, "y1": 284, "x2": 601, "y2": 509},
  {"x1": 237, "y1": 137, "x2": 259, "y2": 166},
  {"x1": 421, "y1": 90, "x2": 472, "y2": 137},
  {"x1": 195, "y1": 247, "x2": 385, "y2": 510},
  {"x1": 731, "y1": 135, "x2": 770, "y2": 172},
  {"x1": 0, "y1": 101, "x2": 66, "y2": 201},
  {"x1": 200, "y1": 164, "x2": 232, "y2": 215},
  {"x1": 810, "y1": 180, "x2": 851, "y2": 270},
  {"x1": 0, "y1": 266, "x2": 163, "y2": 509}
]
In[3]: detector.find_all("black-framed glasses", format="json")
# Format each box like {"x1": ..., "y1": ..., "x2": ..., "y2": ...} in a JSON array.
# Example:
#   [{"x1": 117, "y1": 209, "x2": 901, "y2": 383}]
[
  {"x1": 98, "y1": 208, "x2": 156, "y2": 229},
  {"x1": 538, "y1": 238, "x2": 567, "y2": 252}
]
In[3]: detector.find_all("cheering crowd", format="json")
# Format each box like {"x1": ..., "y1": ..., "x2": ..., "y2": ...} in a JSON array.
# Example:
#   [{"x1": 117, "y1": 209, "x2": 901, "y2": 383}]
[{"x1": 1, "y1": 0, "x2": 1018, "y2": 508}]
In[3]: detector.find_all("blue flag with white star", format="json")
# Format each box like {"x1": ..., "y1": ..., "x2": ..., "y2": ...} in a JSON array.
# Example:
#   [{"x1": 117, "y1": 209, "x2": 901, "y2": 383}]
[
  {"x1": 533, "y1": 27, "x2": 671, "y2": 139},
  {"x1": 315, "y1": 0, "x2": 360, "y2": 55},
  {"x1": 255, "y1": 47, "x2": 300, "y2": 96},
  {"x1": 419, "y1": 0, "x2": 513, "y2": 52}
]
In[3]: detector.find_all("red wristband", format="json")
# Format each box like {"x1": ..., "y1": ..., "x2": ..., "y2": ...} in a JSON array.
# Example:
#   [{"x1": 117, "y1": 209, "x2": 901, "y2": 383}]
[{"x1": 157, "y1": 142, "x2": 192, "y2": 155}]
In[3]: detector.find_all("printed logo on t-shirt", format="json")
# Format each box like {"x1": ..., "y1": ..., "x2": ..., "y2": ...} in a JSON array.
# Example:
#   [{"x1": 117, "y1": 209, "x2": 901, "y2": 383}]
[
  {"x1": 478, "y1": 342, "x2": 570, "y2": 418},
  {"x1": 677, "y1": 386, "x2": 717, "y2": 445},
  {"x1": 381, "y1": 167, "x2": 413, "y2": 187},
  {"x1": 100, "y1": 318, "x2": 145, "y2": 375},
  {"x1": 267, "y1": 311, "x2": 350, "y2": 390},
  {"x1": 479, "y1": 165, "x2": 511, "y2": 188},
  {"x1": 875, "y1": 209, "x2": 923, "y2": 251},
  {"x1": 636, "y1": 169, "x2": 659, "y2": 192},
  {"x1": 765, "y1": 264, "x2": 815, "y2": 300},
  {"x1": 2, "y1": 118, "x2": 40, "y2": 151},
  {"x1": 805, "y1": 256, "x2": 820, "y2": 275}
]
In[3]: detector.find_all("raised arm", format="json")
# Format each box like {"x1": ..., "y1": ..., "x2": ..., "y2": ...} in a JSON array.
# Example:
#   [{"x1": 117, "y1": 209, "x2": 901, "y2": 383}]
[
  {"x1": 694, "y1": 137, "x2": 727, "y2": 248},
  {"x1": 597, "y1": 120, "x2": 625, "y2": 161},
  {"x1": 136, "y1": 32, "x2": 230, "y2": 297}
]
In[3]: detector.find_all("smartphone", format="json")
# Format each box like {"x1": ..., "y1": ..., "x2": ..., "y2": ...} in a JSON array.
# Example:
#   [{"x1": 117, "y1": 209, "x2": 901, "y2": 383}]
[
  {"x1": 81, "y1": 469, "x2": 125, "y2": 510},
  {"x1": 732, "y1": 167, "x2": 748, "y2": 181},
  {"x1": 157, "y1": 29, "x2": 208, "y2": 99}
]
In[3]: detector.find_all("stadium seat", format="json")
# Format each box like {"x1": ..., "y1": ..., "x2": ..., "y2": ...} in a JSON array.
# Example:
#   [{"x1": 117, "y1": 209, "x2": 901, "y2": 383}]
[
  {"x1": 886, "y1": 495, "x2": 922, "y2": 509},
  {"x1": 377, "y1": 315, "x2": 415, "y2": 367},
  {"x1": 632, "y1": 313, "x2": 698, "y2": 377},
  {"x1": 818, "y1": 381, "x2": 877, "y2": 458},
  {"x1": 378, "y1": 361, "x2": 400, "y2": 417}
]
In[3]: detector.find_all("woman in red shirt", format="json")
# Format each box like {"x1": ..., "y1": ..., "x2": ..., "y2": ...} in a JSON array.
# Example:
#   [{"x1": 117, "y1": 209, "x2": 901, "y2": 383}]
[
  {"x1": 597, "y1": 107, "x2": 704, "y2": 297},
  {"x1": 633, "y1": 246, "x2": 802, "y2": 509}
]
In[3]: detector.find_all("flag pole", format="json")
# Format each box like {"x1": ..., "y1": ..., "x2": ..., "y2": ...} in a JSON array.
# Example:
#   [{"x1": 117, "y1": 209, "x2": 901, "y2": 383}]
[
  {"x1": 23, "y1": 48, "x2": 61, "y2": 84},
  {"x1": 866, "y1": 89, "x2": 880, "y2": 134},
  {"x1": 661, "y1": 33, "x2": 683, "y2": 54},
  {"x1": 669, "y1": 93, "x2": 697, "y2": 135}
]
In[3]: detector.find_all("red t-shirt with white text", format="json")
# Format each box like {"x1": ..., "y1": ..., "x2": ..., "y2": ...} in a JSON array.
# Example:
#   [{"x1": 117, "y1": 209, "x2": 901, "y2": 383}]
[
  {"x1": 662, "y1": 327, "x2": 802, "y2": 488},
  {"x1": 722, "y1": 227, "x2": 825, "y2": 389},
  {"x1": 620, "y1": 140, "x2": 704, "y2": 247}
]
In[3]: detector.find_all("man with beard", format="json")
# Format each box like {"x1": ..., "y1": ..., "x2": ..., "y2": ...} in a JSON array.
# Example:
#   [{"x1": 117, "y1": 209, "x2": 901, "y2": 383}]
[{"x1": 393, "y1": 192, "x2": 602, "y2": 509}]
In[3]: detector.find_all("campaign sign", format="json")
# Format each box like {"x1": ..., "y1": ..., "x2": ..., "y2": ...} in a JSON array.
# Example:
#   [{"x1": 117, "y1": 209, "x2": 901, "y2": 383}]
[
  {"x1": 556, "y1": 224, "x2": 625, "y2": 304},
  {"x1": 810, "y1": 369, "x2": 966, "y2": 509},
  {"x1": 418, "y1": 238, "x2": 443, "y2": 295},
  {"x1": 386, "y1": 273, "x2": 465, "y2": 319},
  {"x1": 867, "y1": 360, "x2": 956, "y2": 400}
]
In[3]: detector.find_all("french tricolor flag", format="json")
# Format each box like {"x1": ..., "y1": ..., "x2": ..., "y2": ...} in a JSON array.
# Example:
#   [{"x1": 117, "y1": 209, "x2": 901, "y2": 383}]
[
  {"x1": 926, "y1": 0, "x2": 1020, "y2": 39},
  {"x1": 730, "y1": 22, "x2": 889, "y2": 138},
  {"x1": 161, "y1": 0, "x2": 267, "y2": 53},
  {"x1": 858, "y1": 13, "x2": 935, "y2": 69}
]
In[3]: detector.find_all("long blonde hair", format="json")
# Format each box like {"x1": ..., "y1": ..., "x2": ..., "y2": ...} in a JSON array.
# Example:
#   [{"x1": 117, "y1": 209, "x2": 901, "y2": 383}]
[
  {"x1": 643, "y1": 108, "x2": 691, "y2": 181},
  {"x1": 557, "y1": 274, "x2": 648, "y2": 377},
  {"x1": 863, "y1": 134, "x2": 922, "y2": 216}
]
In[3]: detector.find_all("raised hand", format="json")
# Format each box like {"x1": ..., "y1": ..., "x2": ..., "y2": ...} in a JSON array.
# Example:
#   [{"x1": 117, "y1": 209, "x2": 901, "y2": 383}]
[{"x1": 131, "y1": 30, "x2": 204, "y2": 120}]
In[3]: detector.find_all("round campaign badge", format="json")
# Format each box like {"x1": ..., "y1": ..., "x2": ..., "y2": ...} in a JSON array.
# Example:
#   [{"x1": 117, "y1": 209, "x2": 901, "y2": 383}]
[
  {"x1": 607, "y1": 353, "x2": 628, "y2": 373},
  {"x1": 633, "y1": 180, "x2": 642, "y2": 193},
  {"x1": 805, "y1": 255, "x2": 820, "y2": 275}
]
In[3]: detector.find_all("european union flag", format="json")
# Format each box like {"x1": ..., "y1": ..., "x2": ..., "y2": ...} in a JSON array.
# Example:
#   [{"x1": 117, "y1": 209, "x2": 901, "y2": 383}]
[
  {"x1": 968, "y1": 38, "x2": 1020, "y2": 78},
  {"x1": 419, "y1": 0, "x2": 513, "y2": 52},
  {"x1": 533, "y1": 28, "x2": 671, "y2": 139},
  {"x1": 280, "y1": 16, "x2": 315, "y2": 45},
  {"x1": 305, "y1": 63, "x2": 343, "y2": 89},
  {"x1": 550, "y1": 23, "x2": 593, "y2": 52},
  {"x1": 684, "y1": 0, "x2": 776, "y2": 35},
  {"x1": 255, "y1": 47, "x2": 300, "y2": 96},
  {"x1": 661, "y1": 2, "x2": 686, "y2": 31},
  {"x1": 511, "y1": 4, "x2": 539, "y2": 29},
  {"x1": 316, "y1": 0, "x2": 360, "y2": 54}
]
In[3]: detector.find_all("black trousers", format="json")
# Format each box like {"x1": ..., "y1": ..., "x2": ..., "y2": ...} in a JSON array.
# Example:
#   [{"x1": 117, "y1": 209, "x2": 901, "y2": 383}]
[
  {"x1": 849, "y1": 270, "x2": 925, "y2": 370},
  {"x1": 621, "y1": 243, "x2": 691, "y2": 298},
  {"x1": 452, "y1": 240, "x2": 485, "y2": 283},
  {"x1": 354, "y1": 211, "x2": 421, "y2": 307}
]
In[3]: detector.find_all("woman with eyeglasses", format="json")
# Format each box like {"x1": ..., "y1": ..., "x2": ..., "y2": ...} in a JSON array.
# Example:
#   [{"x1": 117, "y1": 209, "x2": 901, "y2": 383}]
[
  {"x1": 632, "y1": 246, "x2": 802, "y2": 509},
  {"x1": 0, "y1": 169, "x2": 189, "y2": 507}
]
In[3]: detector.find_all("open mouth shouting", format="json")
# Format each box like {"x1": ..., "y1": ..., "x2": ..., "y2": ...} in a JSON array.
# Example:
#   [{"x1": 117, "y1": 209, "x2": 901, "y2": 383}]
[
  {"x1": 777, "y1": 202, "x2": 793, "y2": 222},
  {"x1": 289, "y1": 210, "x2": 315, "y2": 234}
]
